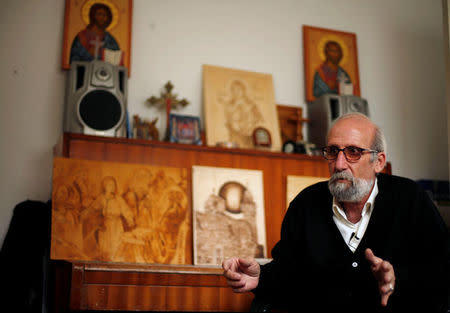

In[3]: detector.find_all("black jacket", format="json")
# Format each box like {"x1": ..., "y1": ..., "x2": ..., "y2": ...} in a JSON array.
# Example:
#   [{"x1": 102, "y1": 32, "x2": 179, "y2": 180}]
[
  {"x1": 255, "y1": 174, "x2": 449, "y2": 313},
  {"x1": 0, "y1": 200, "x2": 52, "y2": 313}
]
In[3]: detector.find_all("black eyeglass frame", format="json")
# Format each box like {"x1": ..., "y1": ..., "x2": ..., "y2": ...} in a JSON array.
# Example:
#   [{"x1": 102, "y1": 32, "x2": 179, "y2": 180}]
[{"x1": 322, "y1": 146, "x2": 380, "y2": 162}]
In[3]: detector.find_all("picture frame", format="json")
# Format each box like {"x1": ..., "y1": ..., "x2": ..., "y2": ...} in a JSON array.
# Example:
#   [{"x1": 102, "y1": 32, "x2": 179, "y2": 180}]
[
  {"x1": 192, "y1": 165, "x2": 267, "y2": 265},
  {"x1": 303, "y1": 25, "x2": 361, "y2": 103},
  {"x1": 169, "y1": 113, "x2": 202, "y2": 145},
  {"x1": 286, "y1": 175, "x2": 328, "y2": 208},
  {"x1": 51, "y1": 157, "x2": 190, "y2": 264},
  {"x1": 202, "y1": 64, "x2": 282, "y2": 152},
  {"x1": 61, "y1": 0, "x2": 133, "y2": 74}
]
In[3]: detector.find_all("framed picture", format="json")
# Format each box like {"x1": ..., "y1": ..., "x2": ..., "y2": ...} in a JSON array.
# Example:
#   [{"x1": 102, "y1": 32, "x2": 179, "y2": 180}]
[
  {"x1": 61, "y1": 0, "x2": 133, "y2": 74},
  {"x1": 169, "y1": 113, "x2": 202, "y2": 145},
  {"x1": 303, "y1": 25, "x2": 361, "y2": 103},
  {"x1": 51, "y1": 157, "x2": 190, "y2": 264},
  {"x1": 286, "y1": 175, "x2": 328, "y2": 208},
  {"x1": 202, "y1": 64, "x2": 282, "y2": 152},
  {"x1": 192, "y1": 165, "x2": 267, "y2": 265}
]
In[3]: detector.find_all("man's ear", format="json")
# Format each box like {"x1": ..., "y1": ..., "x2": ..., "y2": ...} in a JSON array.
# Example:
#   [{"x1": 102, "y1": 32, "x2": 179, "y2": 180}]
[{"x1": 374, "y1": 152, "x2": 387, "y2": 173}]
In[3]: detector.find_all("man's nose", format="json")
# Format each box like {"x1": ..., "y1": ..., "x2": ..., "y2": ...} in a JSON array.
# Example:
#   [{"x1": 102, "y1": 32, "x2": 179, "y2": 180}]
[{"x1": 334, "y1": 150, "x2": 349, "y2": 170}]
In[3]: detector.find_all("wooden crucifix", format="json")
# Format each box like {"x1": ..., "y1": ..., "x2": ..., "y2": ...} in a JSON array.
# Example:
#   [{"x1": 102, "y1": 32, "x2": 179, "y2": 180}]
[
  {"x1": 276, "y1": 105, "x2": 309, "y2": 142},
  {"x1": 147, "y1": 81, "x2": 189, "y2": 138}
]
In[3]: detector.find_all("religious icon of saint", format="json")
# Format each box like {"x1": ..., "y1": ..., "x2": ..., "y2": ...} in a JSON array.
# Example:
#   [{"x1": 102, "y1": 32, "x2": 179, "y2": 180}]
[
  {"x1": 69, "y1": 2, "x2": 122, "y2": 64},
  {"x1": 313, "y1": 40, "x2": 351, "y2": 98},
  {"x1": 303, "y1": 25, "x2": 361, "y2": 103}
]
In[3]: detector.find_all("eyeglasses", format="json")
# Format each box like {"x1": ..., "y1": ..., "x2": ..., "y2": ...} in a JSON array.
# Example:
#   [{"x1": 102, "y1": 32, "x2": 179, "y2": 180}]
[{"x1": 322, "y1": 146, "x2": 379, "y2": 162}]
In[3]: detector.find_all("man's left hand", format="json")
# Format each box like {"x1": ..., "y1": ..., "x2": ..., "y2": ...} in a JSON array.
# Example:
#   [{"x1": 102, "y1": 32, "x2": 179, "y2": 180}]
[{"x1": 365, "y1": 248, "x2": 395, "y2": 306}]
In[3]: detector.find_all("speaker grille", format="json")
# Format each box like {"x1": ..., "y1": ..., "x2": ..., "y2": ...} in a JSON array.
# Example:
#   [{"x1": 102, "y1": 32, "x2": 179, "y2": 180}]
[
  {"x1": 307, "y1": 95, "x2": 369, "y2": 148},
  {"x1": 79, "y1": 90, "x2": 122, "y2": 131}
]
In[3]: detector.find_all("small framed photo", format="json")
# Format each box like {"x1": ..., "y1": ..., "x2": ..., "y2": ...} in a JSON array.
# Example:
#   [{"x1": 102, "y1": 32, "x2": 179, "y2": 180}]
[
  {"x1": 253, "y1": 127, "x2": 272, "y2": 148},
  {"x1": 169, "y1": 113, "x2": 202, "y2": 145}
]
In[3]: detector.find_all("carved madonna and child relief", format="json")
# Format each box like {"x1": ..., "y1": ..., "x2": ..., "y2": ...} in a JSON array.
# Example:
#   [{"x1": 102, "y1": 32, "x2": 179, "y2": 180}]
[
  {"x1": 218, "y1": 80, "x2": 265, "y2": 148},
  {"x1": 203, "y1": 64, "x2": 282, "y2": 151},
  {"x1": 192, "y1": 166, "x2": 267, "y2": 265},
  {"x1": 51, "y1": 157, "x2": 189, "y2": 264}
]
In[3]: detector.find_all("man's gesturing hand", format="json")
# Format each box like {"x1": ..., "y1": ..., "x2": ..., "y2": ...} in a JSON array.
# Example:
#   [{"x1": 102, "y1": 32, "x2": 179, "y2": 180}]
[
  {"x1": 365, "y1": 248, "x2": 396, "y2": 307},
  {"x1": 222, "y1": 257, "x2": 260, "y2": 293}
]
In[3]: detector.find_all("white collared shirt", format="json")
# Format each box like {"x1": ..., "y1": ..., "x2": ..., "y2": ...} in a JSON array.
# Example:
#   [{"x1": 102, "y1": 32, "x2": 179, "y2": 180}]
[{"x1": 332, "y1": 178, "x2": 378, "y2": 252}]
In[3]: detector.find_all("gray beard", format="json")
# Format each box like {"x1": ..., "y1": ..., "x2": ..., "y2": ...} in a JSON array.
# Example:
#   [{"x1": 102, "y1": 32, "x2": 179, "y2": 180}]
[{"x1": 328, "y1": 171, "x2": 374, "y2": 202}]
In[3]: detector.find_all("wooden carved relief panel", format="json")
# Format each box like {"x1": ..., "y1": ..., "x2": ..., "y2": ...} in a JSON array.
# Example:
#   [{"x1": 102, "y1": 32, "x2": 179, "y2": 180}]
[{"x1": 51, "y1": 157, "x2": 190, "y2": 264}]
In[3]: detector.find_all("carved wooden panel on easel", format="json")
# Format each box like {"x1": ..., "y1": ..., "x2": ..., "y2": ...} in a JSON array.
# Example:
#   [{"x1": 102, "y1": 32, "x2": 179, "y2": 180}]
[
  {"x1": 203, "y1": 64, "x2": 282, "y2": 151},
  {"x1": 51, "y1": 157, "x2": 190, "y2": 264}
]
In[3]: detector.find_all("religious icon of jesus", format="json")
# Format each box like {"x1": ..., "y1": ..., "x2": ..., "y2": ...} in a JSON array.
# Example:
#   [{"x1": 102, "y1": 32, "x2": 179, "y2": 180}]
[
  {"x1": 303, "y1": 25, "x2": 361, "y2": 103},
  {"x1": 61, "y1": 0, "x2": 132, "y2": 72},
  {"x1": 313, "y1": 40, "x2": 352, "y2": 98},
  {"x1": 70, "y1": 2, "x2": 122, "y2": 64}
]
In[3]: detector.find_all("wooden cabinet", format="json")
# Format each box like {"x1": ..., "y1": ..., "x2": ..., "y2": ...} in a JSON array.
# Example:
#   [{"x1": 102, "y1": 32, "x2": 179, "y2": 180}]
[
  {"x1": 67, "y1": 262, "x2": 253, "y2": 312},
  {"x1": 53, "y1": 132, "x2": 391, "y2": 312}
]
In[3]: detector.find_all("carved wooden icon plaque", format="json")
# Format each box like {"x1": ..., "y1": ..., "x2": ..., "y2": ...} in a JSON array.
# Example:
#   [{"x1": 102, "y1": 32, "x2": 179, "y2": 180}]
[
  {"x1": 202, "y1": 64, "x2": 282, "y2": 151},
  {"x1": 192, "y1": 165, "x2": 267, "y2": 265},
  {"x1": 51, "y1": 157, "x2": 190, "y2": 265}
]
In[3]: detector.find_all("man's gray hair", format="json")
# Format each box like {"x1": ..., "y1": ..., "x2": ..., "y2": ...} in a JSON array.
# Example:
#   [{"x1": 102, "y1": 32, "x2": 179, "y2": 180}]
[{"x1": 327, "y1": 112, "x2": 387, "y2": 161}]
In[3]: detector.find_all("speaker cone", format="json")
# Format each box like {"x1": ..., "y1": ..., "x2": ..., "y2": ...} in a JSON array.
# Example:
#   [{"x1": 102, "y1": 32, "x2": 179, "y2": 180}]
[{"x1": 79, "y1": 90, "x2": 122, "y2": 131}]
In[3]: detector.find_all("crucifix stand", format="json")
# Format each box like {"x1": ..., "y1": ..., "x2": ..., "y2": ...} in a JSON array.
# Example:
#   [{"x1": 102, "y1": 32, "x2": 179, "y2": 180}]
[
  {"x1": 147, "y1": 81, "x2": 189, "y2": 140},
  {"x1": 276, "y1": 104, "x2": 309, "y2": 143}
]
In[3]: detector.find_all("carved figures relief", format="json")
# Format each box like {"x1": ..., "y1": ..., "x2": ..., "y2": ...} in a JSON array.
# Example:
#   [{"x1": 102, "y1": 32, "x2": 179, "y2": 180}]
[
  {"x1": 202, "y1": 64, "x2": 282, "y2": 151},
  {"x1": 51, "y1": 157, "x2": 190, "y2": 265},
  {"x1": 192, "y1": 165, "x2": 267, "y2": 266}
]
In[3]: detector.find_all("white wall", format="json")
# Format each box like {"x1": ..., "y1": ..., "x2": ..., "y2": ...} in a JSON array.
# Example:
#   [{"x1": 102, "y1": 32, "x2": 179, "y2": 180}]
[
  {"x1": 444, "y1": 0, "x2": 450, "y2": 181},
  {"x1": 0, "y1": 0, "x2": 66, "y2": 244},
  {"x1": 0, "y1": 0, "x2": 448, "y2": 245}
]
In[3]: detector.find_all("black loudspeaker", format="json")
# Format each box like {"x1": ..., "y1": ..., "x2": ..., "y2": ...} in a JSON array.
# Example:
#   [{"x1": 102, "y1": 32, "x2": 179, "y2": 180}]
[
  {"x1": 64, "y1": 60, "x2": 128, "y2": 137},
  {"x1": 306, "y1": 94, "x2": 369, "y2": 148}
]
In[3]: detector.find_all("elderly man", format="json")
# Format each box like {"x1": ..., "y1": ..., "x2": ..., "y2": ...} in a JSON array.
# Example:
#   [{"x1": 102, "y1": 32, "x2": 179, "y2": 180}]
[{"x1": 222, "y1": 113, "x2": 448, "y2": 312}]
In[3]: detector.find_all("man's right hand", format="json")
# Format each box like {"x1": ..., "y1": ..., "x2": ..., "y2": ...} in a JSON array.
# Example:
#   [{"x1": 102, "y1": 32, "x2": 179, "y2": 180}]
[{"x1": 222, "y1": 257, "x2": 260, "y2": 293}]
